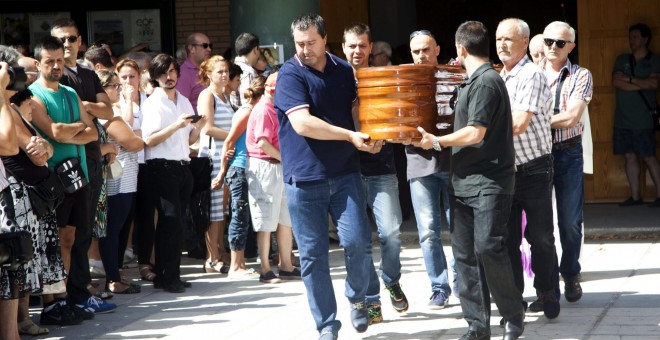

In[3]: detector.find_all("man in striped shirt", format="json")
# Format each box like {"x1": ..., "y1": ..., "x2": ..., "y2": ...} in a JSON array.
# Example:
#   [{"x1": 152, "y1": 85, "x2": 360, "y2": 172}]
[
  {"x1": 540, "y1": 21, "x2": 593, "y2": 304},
  {"x1": 496, "y1": 18, "x2": 559, "y2": 321}
]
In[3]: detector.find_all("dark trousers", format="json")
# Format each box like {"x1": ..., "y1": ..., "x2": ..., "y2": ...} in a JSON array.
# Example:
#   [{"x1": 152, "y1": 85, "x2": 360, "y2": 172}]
[
  {"x1": 67, "y1": 158, "x2": 102, "y2": 303},
  {"x1": 99, "y1": 193, "x2": 135, "y2": 283},
  {"x1": 134, "y1": 163, "x2": 155, "y2": 265},
  {"x1": 506, "y1": 155, "x2": 557, "y2": 294},
  {"x1": 451, "y1": 193, "x2": 524, "y2": 332},
  {"x1": 148, "y1": 161, "x2": 193, "y2": 284}
]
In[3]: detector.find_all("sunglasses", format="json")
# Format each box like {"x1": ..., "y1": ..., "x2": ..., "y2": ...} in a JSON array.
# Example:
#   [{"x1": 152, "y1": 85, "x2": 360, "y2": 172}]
[
  {"x1": 193, "y1": 43, "x2": 213, "y2": 49},
  {"x1": 59, "y1": 36, "x2": 78, "y2": 44},
  {"x1": 543, "y1": 38, "x2": 572, "y2": 48},
  {"x1": 409, "y1": 30, "x2": 435, "y2": 41}
]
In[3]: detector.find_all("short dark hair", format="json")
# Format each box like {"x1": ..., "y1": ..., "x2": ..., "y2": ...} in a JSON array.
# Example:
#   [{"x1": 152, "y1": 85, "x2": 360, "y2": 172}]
[
  {"x1": 149, "y1": 53, "x2": 179, "y2": 84},
  {"x1": 85, "y1": 47, "x2": 113, "y2": 68},
  {"x1": 34, "y1": 36, "x2": 65, "y2": 61},
  {"x1": 455, "y1": 21, "x2": 490, "y2": 59},
  {"x1": 50, "y1": 18, "x2": 79, "y2": 35},
  {"x1": 343, "y1": 22, "x2": 371, "y2": 43},
  {"x1": 291, "y1": 13, "x2": 326, "y2": 38},
  {"x1": 629, "y1": 23, "x2": 652, "y2": 47},
  {"x1": 235, "y1": 32, "x2": 260, "y2": 56},
  {"x1": 229, "y1": 62, "x2": 243, "y2": 81},
  {"x1": 9, "y1": 89, "x2": 32, "y2": 106}
]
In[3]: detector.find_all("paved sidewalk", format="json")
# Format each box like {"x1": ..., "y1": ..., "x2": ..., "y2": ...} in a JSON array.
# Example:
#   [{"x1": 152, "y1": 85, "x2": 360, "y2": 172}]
[{"x1": 27, "y1": 237, "x2": 660, "y2": 340}]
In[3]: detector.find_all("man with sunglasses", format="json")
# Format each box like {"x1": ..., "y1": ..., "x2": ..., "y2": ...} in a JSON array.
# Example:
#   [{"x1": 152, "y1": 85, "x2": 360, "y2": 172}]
[
  {"x1": 612, "y1": 23, "x2": 660, "y2": 207},
  {"x1": 407, "y1": 28, "x2": 454, "y2": 309},
  {"x1": 49, "y1": 18, "x2": 117, "y2": 316},
  {"x1": 539, "y1": 21, "x2": 593, "y2": 304},
  {"x1": 496, "y1": 18, "x2": 559, "y2": 321},
  {"x1": 177, "y1": 32, "x2": 212, "y2": 116}
]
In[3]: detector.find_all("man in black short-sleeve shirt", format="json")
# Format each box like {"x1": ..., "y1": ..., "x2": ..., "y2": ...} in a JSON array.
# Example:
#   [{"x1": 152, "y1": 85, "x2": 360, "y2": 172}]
[{"x1": 416, "y1": 21, "x2": 524, "y2": 340}]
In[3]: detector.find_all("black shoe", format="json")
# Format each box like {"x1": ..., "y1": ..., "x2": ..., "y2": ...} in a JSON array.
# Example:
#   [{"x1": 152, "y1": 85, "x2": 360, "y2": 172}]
[
  {"x1": 187, "y1": 246, "x2": 206, "y2": 260},
  {"x1": 649, "y1": 198, "x2": 660, "y2": 207},
  {"x1": 504, "y1": 320, "x2": 524, "y2": 340},
  {"x1": 350, "y1": 301, "x2": 369, "y2": 333},
  {"x1": 386, "y1": 282, "x2": 409, "y2": 312},
  {"x1": 367, "y1": 303, "x2": 383, "y2": 324},
  {"x1": 500, "y1": 301, "x2": 528, "y2": 326},
  {"x1": 73, "y1": 304, "x2": 95, "y2": 320},
  {"x1": 619, "y1": 197, "x2": 643, "y2": 206},
  {"x1": 154, "y1": 279, "x2": 186, "y2": 293},
  {"x1": 459, "y1": 328, "x2": 490, "y2": 340},
  {"x1": 564, "y1": 277, "x2": 583, "y2": 302},
  {"x1": 528, "y1": 297, "x2": 543, "y2": 312},
  {"x1": 40, "y1": 301, "x2": 83, "y2": 326},
  {"x1": 539, "y1": 290, "x2": 560, "y2": 319}
]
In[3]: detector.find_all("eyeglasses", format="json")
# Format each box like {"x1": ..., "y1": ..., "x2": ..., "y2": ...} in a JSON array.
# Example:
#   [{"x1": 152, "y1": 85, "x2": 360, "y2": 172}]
[
  {"x1": 59, "y1": 36, "x2": 78, "y2": 44},
  {"x1": 410, "y1": 30, "x2": 434, "y2": 41},
  {"x1": 104, "y1": 83, "x2": 122, "y2": 90},
  {"x1": 193, "y1": 43, "x2": 213, "y2": 50},
  {"x1": 543, "y1": 38, "x2": 572, "y2": 48}
]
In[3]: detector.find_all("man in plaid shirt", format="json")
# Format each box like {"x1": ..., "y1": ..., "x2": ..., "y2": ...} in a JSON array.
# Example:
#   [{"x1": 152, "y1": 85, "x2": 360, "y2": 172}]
[
  {"x1": 540, "y1": 21, "x2": 593, "y2": 304},
  {"x1": 497, "y1": 18, "x2": 559, "y2": 321}
]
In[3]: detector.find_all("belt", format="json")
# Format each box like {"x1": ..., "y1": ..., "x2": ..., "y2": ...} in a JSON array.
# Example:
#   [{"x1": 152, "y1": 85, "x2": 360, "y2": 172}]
[
  {"x1": 515, "y1": 154, "x2": 552, "y2": 173},
  {"x1": 146, "y1": 159, "x2": 190, "y2": 166},
  {"x1": 259, "y1": 157, "x2": 280, "y2": 164},
  {"x1": 552, "y1": 136, "x2": 581, "y2": 151}
]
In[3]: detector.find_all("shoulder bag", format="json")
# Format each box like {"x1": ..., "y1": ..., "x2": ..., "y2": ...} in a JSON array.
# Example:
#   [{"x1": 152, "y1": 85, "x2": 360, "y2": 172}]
[
  {"x1": 629, "y1": 54, "x2": 660, "y2": 131},
  {"x1": 55, "y1": 91, "x2": 89, "y2": 194}
]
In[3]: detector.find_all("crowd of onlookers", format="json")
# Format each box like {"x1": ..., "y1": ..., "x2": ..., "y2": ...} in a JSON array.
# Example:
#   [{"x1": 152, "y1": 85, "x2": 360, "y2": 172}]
[{"x1": 0, "y1": 17, "x2": 303, "y2": 339}]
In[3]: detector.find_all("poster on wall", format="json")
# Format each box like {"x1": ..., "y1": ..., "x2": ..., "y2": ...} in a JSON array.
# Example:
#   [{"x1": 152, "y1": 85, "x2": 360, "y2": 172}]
[
  {"x1": 259, "y1": 43, "x2": 284, "y2": 67},
  {"x1": 87, "y1": 9, "x2": 160, "y2": 56}
]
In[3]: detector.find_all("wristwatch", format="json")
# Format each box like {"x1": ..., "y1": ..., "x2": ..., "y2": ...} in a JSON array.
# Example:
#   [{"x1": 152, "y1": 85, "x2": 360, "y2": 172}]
[{"x1": 432, "y1": 136, "x2": 443, "y2": 151}]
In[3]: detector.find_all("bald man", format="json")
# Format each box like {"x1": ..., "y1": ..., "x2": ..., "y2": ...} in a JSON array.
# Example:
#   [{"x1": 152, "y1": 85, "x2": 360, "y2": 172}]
[
  {"x1": 529, "y1": 34, "x2": 545, "y2": 64},
  {"x1": 176, "y1": 32, "x2": 213, "y2": 114}
]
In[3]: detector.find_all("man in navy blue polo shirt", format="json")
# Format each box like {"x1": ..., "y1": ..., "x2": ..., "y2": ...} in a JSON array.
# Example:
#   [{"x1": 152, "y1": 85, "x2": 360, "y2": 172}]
[{"x1": 274, "y1": 13, "x2": 383, "y2": 340}]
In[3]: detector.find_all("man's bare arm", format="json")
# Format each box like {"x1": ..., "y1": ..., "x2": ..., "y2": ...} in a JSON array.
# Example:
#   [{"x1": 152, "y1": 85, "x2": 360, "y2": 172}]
[
  {"x1": 30, "y1": 96, "x2": 86, "y2": 143},
  {"x1": 550, "y1": 98, "x2": 588, "y2": 129},
  {"x1": 82, "y1": 91, "x2": 114, "y2": 120}
]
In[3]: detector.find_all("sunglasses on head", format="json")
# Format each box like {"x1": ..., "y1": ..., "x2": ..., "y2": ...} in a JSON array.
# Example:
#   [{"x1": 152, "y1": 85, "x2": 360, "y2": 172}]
[
  {"x1": 59, "y1": 36, "x2": 78, "y2": 44},
  {"x1": 193, "y1": 43, "x2": 213, "y2": 49},
  {"x1": 409, "y1": 30, "x2": 434, "y2": 41},
  {"x1": 543, "y1": 38, "x2": 571, "y2": 48}
]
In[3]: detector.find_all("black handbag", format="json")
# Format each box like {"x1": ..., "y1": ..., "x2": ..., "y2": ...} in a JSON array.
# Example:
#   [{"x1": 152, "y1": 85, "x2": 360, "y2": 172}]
[
  {"x1": 25, "y1": 169, "x2": 65, "y2": 217},
  {"x1": 55, "y1": 91, "x2": 89, "y2": 194},
  {"x1": 0, "y1": 230, "x2": 34, "y2": 271}
]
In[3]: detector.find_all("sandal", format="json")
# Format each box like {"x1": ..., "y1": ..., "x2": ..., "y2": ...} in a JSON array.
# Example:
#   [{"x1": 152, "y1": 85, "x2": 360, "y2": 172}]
[
  {"x1": 109, "y1": 281, "x2": 141, "y2": 294},
  {"x1": 139, "y1": 264, "x2": 157, "y2": 282},
  {"x1": 18, "y1": 319, "x2": 49, "y2": 335}
]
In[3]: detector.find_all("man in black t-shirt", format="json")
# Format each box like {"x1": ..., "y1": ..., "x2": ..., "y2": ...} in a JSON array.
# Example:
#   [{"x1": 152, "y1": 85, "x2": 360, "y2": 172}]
[{"x1": 416, "y1": 21, "x2": 524, "y2": 340}]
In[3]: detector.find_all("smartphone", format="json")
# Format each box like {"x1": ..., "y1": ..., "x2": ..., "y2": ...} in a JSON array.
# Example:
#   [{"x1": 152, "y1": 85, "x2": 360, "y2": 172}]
[{"x1": 189, "y1": 115, "x2": 203, "y2": 123}]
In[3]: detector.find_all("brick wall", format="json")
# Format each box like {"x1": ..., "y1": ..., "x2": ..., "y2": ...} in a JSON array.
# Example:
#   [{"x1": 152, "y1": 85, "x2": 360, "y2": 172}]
[{"x1": 175, "y1": 0, "x2": 232, "y2": 57}]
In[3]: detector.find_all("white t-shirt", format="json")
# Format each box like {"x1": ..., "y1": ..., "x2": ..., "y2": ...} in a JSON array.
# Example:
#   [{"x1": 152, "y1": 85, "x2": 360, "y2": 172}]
[{"x1": 141, "y1": 88, "x2": 194, "y2": 161}]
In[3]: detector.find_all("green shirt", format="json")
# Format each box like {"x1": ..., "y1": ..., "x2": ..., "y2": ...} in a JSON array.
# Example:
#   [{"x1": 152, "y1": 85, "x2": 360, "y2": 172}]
[
  {"x1": 613, "y1": 53, "x2": 660, "y2": 129},
  {"x1": 28, "y1": 82, "x2": 89, "y2": 180}
]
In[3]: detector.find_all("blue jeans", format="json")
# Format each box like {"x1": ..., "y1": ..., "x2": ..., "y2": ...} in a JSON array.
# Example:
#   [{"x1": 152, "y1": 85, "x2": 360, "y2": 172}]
[
  {"x1": 451, "y1": 193, "x2": 524, "y2": 332},
  {"x1": 552, "y1": 143, "x2": 584, "y2": 281},
  {"x1": 409, "y1": 171, "x2": 451, "y2": 295},
  {"x1": 363, "y1": 174, "x2": 402, "y2": 305},
  {"x1": 285, "y1": 172, "x2": 372, "y2": 334},
  {"x1": 225, "y1": 166, "x2": 250, "y2": 251}
]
